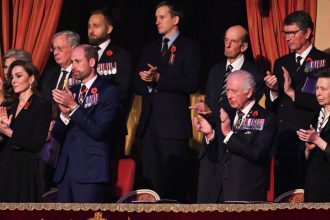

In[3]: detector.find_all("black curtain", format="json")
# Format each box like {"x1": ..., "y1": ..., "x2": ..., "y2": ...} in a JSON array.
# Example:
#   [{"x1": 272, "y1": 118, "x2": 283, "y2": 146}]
[{"x1": 51, "y1": 0, "x2": 252, "y2": 92}]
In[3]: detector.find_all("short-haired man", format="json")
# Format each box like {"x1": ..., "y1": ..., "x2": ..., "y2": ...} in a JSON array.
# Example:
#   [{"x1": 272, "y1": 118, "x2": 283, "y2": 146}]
[
  {"x1": 134, "y1": 1, "x2": 200, "y2": 202},
  {"x1": 39, "y1": 31, "x2": 80, "y2": 193},
  {"x1": 190, "y1": 25, "x2": 263, "y2": 203},
  {"x1": 193, "y1": 70, "x2": 276, "y2": 202},
  {"x1": 88, "y1": 9, "x2": 132, "y2": 158},
  {"x1": 52, "y1": 44, "x2": 119, "y2": 202},
  {"x1": 264, "y1": 10, "x2": 329, "y2": 197}
]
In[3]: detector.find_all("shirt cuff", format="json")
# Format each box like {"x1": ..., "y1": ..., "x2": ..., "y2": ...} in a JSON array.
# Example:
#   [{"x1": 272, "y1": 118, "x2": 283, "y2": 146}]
[
  {"x1": 205, "y1": 130, "x2": 215, "y2": 145},
  {"x1": 60, "y1": 113, "x2": 70, "y2": 125},
  {"x1": 223, "y1": 131, "x2": 234, "y2": 144},
  {"x1": 69, "y1": 105, "x2": 80, "y2": 117},
  {"x1": 269, "y1": 91, "x2": 278, "y2": 102}
]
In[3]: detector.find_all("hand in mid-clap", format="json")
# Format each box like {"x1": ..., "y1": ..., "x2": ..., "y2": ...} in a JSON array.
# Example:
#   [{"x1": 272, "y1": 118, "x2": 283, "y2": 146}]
[
  {"x1": 189, "y1": 101, "x2": 212, "y2": 115},
  {"x1": 220, "y1": 108, "x2": 231, "y2": 136},
  {"x1": 0, "y1": 106, "x2": 13, "y2": 137},
  {"x1": 297, "y1": 125, "x2": 318, "y2": 150},
  {"x1": 264, "y1": 70, "x2": 278, "y2": 92},
  {"x1": 0, "y1": 107, "x2": 12, "y2": 129},
  {"x1": 139, "y1": 63, "x2": 159, "y2": 82},
  {"x1": 52, "y1": 87, "x2": 77, "y2": 115},
  {"x1": 192, "y1": 115, "x2": 212, "y2": 135},
  {"x1": 282, "y1": 66, "x2": 295, "y2": 99}
]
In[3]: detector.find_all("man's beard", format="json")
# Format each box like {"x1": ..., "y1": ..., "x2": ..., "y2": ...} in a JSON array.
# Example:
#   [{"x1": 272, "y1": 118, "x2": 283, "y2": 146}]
[{"x1": 88, "y1": 34, "x2": 108, "y2": 46}]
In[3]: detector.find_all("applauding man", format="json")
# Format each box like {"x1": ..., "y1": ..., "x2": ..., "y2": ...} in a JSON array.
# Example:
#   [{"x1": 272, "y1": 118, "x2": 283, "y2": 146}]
[
  {"x1": 193, "y1": 70, "x2": 276, "y2": 202},
  {"x1": 52, "y1": 44, "x2": 119, "y2": 203}
]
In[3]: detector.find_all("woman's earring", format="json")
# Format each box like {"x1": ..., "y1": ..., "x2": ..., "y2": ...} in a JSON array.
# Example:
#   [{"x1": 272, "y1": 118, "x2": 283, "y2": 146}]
[{"x1": 29, "y1": 84, "x2": 32, "y2": 89}]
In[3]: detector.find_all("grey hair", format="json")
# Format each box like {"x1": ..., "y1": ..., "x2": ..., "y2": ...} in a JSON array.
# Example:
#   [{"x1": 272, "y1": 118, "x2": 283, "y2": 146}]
[
  {"x1": 227, "y1": 70, "x2": 256, "y2": 95},
  {"x1": 3, "y1": 49, "x2": 32, "y2": 63},
  {"x1": 52, "y1": 30, "x2": 80, "y2": 46}
]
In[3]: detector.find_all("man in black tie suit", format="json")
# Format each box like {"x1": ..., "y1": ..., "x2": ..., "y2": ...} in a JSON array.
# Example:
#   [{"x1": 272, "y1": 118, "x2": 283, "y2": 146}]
[
  {"x1": 88, "y1": 8, "x2": 132, "y2": 159},
  {"x1": 134, "y1": 1, "x2": 200, "y2": 202},
  {"x1": 193, "y1": 70, "x2": 276, "y2": 202},
  {"x1": 264, "y1": 11, "x2": 329, "y2": 197},
  {"x1": 39, "y1": 31, "x2": 80, "y2": 193},
  {"x1": 190, "y1": 25, "x2": 263, "y2": 203}
]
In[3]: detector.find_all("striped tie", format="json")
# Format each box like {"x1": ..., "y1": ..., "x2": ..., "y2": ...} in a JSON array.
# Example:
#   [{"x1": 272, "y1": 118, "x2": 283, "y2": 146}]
[{"x1": 219, "y1": 64, "x2": 233, "y2": 101}]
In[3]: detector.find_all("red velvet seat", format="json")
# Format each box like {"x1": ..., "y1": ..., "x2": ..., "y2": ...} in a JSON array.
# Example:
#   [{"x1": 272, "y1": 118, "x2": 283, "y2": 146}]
[{"x1": 114, "y1": 158, "x2": 136, "y2": 198}]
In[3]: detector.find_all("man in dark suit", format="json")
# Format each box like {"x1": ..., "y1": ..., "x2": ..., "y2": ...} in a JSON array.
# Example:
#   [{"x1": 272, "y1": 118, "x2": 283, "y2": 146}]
[
  {"x1": 264, "y1": 11, "x2": 329, "y2": 197},
  {"x1": 52, "y1": 44, "x2": 119, "y2": 203},
  {"x1": 190, "y1": 25, "x2": 264, "y2": 203},
  {"x1": 39, "y1": 31, "x2": 80, "y2": 193},
  {"x1": 193, "y1": 70, "x2": 276, "y2": 202},
  {"x1": 134, "y1": 1, "x2": 200, "y2": 202},
  {"x1": 88, "y1": 9, "x2": 132, "y2": 158}
]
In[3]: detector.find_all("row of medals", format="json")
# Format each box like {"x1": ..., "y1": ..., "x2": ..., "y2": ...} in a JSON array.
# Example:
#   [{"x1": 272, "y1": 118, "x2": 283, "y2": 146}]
[{"x1": 97, "y1": 62, "x2": 117, "y2": 75}]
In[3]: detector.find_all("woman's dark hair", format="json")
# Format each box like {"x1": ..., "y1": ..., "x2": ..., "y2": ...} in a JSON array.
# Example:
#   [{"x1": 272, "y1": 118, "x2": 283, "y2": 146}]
[{"x1": 6, "y1": 60, "x2": 40, "y2": 95}]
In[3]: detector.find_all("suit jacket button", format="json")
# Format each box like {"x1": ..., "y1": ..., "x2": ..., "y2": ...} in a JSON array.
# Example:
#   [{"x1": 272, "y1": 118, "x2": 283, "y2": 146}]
[
  {"x1": 226, "y1": 149, "x2": 229, "y2": 153},
  {"x1": 224, "y1": 163, "x2": 228, "y2": 167},
  {"x1": 280, "y1": 104, "x2": 284, "y2": 107}
]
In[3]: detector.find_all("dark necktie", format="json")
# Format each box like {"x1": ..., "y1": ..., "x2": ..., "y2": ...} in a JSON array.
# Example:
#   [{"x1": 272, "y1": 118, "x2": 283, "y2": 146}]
[
  {"x1": 79, "y1": 84, "x2": 88, "y2": 104},
  {"x1": 57, "y1": 70, "x2": 68, "y2": 90},
  {"x1": 233, "y1": 110, "x2": 244, "y2": 130},
  {"x1": 219, "y1": 64, "x2": 233, "y2": 101},
  {"x1": 161, "y1": 38, "x2": 169, "y2": 56},
  {"x1": 95, "y1": 46, "x2": 101, "y2": 51},
  {"x1": 296, "y1": 56, "x2": 302, "y2": 71}
]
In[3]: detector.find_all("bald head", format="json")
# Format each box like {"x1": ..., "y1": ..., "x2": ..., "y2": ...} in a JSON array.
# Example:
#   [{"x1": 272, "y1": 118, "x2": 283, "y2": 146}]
[
  {"x1": 226, "y1": 25, "x2": 248, "y2": 43},
  {"x1": 224, "y1": 25, "x2": 249, "y2": 63}
]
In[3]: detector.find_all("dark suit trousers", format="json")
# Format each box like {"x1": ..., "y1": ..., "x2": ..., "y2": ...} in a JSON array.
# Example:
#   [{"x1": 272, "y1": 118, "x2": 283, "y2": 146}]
[
  {"x1": 57, "y1": 160, "x2": 108, "y2": 203},
  {"x1": 141, "y1": 118, "x2": 189, "y2": 202}
]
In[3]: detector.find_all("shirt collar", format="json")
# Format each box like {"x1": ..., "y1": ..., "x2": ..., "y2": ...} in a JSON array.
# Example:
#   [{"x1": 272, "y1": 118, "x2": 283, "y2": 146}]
[
  {"x1": 296, "y1": 44, "x2": 313, "y2": 64},
  {"x1": 240, "y1": 100, "x2": 256, "y2": 116},
  {"x1": 98, "y1": 39, "x2": 111, "y2": 61},
  {"x1": 61, "y1": 64, "x2": 72, "y2": 74},
  {"x1": 226, "y1": 54, "x2": 245, "y2": 71},
  {"x1": 163, "y1": 31, "x2": 180, "y2": 47},
  {"x1": 82, "y1": 75, "x2": 98, "y2": 90}
]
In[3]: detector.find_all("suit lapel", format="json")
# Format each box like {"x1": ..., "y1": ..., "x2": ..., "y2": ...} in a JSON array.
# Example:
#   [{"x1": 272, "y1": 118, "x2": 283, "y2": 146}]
[
  {"x1": 158, "y1": 35, "x2": 181, "y2": 71},
  {"x1": 99, "y1": 42, "x2": 113, "y2": 63}
]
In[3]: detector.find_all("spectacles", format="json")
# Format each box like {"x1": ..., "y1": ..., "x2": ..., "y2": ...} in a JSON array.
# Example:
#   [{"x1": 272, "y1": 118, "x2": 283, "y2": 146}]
[
  {"x1": 282, "y1": 29, "x2": 302, "y2": 37},
  {"x1": 50, "y1": 46, "x2": 70, "y2": 53}
]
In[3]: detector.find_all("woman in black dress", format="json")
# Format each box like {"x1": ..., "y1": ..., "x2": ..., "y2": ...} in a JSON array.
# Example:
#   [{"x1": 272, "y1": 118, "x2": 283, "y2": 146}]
[
  {"x1": 297, "y1": 69, "x2": 330, "y2": 202},
  {"x1": 0, "y1": 60, "x2": 51, "y2": 202}
]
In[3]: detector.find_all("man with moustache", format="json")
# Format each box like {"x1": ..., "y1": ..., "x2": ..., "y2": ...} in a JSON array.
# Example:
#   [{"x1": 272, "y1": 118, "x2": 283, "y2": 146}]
[
  {"x1": 52, "y1": 44, "x2": 119, "y2": 202},
  {"x1": 264, "y1": 11, "x2": 329, "y2": 197},
  {"x1": 88, "y1": 8, "x2": 132, "y2": 158},
  {"x1": 190, "y1": 25, "x2": 263, "y2": 203},
  {"x1": 39, "y1": 31, "x2": 80, "y2": 193},
  {"x1": 134, "y1": 1, "x2": 200, "y2": 202}
]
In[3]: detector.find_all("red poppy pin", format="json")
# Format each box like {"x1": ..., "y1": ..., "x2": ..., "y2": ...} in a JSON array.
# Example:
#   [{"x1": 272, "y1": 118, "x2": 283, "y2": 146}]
[
  {"x1": 169, "y1": 45, "x2": 176, "y2": 65},
  {"x1": 305, "y1": 57, "x2": 312, "y2": 63},
  {"x1": 91, "y1": 87, "x2": 98, "y2": 94},
  {"x1": 24, "y1": 101, "x2": 30, "y2": 109},
  {"x1": 252, "y1": 111, "x2": 258, "y2": 117},
  {"x1": 106, "y1": 50, "x2": 113, "y2": 57},
  {"x1": 170, "y1": 45, "x2": 176, "y2": 53}
]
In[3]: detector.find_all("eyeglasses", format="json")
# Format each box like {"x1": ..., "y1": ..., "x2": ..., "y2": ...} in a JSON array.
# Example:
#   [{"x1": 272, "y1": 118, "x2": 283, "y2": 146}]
[
  {"x1": 50, "y1": 46, "x2": 70, "y2": 53},
  {"x1": 282, "y1": 29, "x2": 302, "y2": 38}
]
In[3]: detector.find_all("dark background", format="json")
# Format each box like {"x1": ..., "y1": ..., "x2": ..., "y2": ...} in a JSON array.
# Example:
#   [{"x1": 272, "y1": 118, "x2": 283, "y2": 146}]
[
  {"x1": 50, "y1": 0, "x2": 255, "y2": 196},
  {"x1": 51, "y1": 0, "x2": 253, "y2": 92}
]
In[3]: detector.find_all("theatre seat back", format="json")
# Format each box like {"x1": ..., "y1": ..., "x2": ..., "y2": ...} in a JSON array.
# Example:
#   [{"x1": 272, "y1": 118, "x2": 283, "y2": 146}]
[
  {"x1": 274, "y1": 189, "x2": 304, "y2": 203},
  {"x1": 116, "y1": 189, "x2": 160, "y2": 203},
  {"x1": 114, "y1": 158, "x2": 136, "y2": 198}
]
